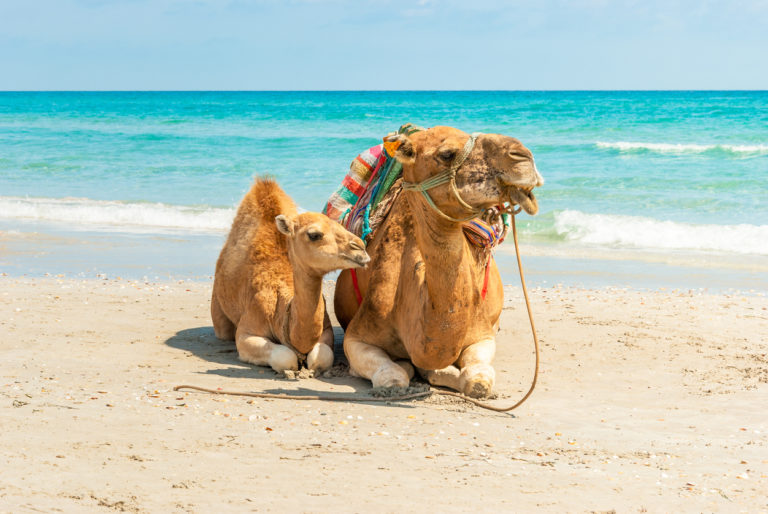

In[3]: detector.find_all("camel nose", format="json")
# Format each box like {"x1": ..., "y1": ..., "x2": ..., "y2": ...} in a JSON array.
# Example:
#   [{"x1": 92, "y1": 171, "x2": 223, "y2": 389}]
[
  {"x1": 534, "y1": 163, "x2": 545, "y2": 187},
  {"x1": 347, "y1": 239, "x2": 370, "y2": 266}
]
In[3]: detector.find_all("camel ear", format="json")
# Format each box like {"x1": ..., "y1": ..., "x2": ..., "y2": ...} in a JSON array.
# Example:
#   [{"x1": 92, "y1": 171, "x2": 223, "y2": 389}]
[
  {"x1": 384, "y1": 133, "x2": 416, "y2": 165},
  {"x1": 275, "y1": 215, "x2": 295, "y2": 236}
]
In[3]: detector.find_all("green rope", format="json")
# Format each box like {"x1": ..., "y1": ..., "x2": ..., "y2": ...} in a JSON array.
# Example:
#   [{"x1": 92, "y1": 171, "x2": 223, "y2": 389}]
[{"x1": 361, "y1": 203, "x2": 373, "y2": 241}]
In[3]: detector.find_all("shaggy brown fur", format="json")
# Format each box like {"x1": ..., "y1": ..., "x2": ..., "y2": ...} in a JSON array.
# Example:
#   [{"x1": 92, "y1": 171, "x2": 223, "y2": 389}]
[{"x1": 212, "y1": 178, "x2": 369, "y2": 373}]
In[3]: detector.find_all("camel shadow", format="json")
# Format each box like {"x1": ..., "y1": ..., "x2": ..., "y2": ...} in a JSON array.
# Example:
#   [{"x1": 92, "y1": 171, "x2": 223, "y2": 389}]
[
  {"x1": 164, "y1": 325, "x2": 378, "y2": 392},
  {"x1": 164, "y1": 326, "x2": 498, "y2": 413}
]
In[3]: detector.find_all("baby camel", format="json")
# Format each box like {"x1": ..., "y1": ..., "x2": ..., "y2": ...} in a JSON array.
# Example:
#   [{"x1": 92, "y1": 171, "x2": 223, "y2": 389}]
[{"x1": 211, "y1": 178, "x2": 370, "y2": 373}]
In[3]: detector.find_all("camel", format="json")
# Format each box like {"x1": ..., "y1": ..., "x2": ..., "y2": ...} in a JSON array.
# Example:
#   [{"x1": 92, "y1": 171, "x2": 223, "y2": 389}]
[
  {"x1": 212, "y1": 178, "x2": 370, "y2": 374},
  {"x1": 334, "y1": 126, "x2": 543, "y2": 397}
]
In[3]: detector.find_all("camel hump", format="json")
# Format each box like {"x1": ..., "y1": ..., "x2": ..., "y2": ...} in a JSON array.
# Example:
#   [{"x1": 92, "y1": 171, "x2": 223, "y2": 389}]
[{"x1": 242, "y1": 177, "x2": 298, "y2": 222}]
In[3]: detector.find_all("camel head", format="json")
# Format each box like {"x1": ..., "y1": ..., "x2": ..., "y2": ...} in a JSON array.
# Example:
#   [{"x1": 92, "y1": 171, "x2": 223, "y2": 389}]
[
  {"x1": 275, "y1": 213, "x2": 370, "y2": 276},
  {"x1": 389, "y1": 126, "x2": 544, "y2": 217}
]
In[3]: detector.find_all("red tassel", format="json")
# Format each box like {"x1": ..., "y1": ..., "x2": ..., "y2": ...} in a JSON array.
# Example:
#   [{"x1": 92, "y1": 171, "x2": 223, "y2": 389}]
[
  {"x1": 350, "y1": 269, "x2": 363, "y2": 306},
  {"x1": 481, "y1": 255, "x2": 491, "y2": 301}
]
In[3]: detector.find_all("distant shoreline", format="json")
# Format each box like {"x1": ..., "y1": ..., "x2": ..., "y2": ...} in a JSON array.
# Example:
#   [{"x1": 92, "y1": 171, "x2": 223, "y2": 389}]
[
  {"x1": 2, "y1": 89, "x2": 768, "y2": 93},
  {"x1": 3, "y1": 222, "x2": 766, "y2": 294}
]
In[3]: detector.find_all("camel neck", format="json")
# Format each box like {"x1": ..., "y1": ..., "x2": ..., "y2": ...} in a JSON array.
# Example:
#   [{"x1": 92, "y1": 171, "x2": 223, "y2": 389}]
[
  {"x1": 408, "y1": 193, "x2": 465, "y2": 259},
  {"x1": 285, "y1": 257, "x2": 325, "y2": 352},
  {"x1": 405, "y1": 192, "x2": 484, "y2": 305}
]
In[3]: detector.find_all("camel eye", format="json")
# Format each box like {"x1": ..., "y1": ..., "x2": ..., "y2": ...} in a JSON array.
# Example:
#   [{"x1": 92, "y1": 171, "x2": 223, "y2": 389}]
[
  {"x1": 437, "y1": 149, "x2": 457, "y2": 162},
  {"x1": 307, "y1": 231, "x2": 323, "y2": 242}
]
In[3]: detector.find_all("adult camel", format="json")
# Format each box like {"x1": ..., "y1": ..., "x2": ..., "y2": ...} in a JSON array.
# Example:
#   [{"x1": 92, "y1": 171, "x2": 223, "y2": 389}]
[{"x1": 334, "y1": 126, "x2": 543, "y2": 398}]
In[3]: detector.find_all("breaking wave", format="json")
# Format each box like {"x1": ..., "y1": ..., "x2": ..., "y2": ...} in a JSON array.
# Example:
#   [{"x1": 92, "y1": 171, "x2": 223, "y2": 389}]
[
  {"x1": 3, "y1": 197, "x2": 767, "y2": 256},
  {"x1": 595, "y1": 141, "x2": 768, "y2": 155},
  {"x1": 549, "y1": 210, "x2": 768, "y2": 255},
  {"x1": 0, "y1": 196, "x2": 234, "y2": 233}
]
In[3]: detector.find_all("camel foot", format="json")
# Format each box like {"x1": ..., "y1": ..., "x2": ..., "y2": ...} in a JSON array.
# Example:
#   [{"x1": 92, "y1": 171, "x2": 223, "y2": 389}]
[
  {"x1": 306, "y1": 343, "x2": 333, "y2": 373},
  {"x1": 371, "y1": 363, "x2": 410, "y2": 389},
  {"x1": 419, "y1": 365, "x2": 461, "y2": 391},
  {"x1": 459, "y1": 364, "x2": 495, "y2": 399},
  {"x1": 268, "y1": 345, "x2": 299, "y2": 373}
]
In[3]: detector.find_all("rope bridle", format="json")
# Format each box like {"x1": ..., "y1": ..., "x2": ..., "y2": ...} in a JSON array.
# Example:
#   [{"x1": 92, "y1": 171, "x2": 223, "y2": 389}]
[{"x1": 401, "y1": 132, "x2": 484, "y2": 223}]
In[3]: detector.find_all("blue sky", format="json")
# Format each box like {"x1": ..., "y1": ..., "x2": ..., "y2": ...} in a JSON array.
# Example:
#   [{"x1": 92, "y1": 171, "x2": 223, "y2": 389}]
[{"x1": 1, "y1": 0, "x2": 766, "y2": 90}]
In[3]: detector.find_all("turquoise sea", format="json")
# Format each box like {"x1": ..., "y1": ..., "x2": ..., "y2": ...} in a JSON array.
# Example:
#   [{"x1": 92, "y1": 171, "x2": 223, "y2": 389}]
[{"x1": 1, "y1": 91, "x2": 766, "y2": 291}]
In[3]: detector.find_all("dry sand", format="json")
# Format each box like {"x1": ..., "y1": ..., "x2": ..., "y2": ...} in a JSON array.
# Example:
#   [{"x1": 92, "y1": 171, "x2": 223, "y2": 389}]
[{"x1": 1, "y1": 275, "x2": 767, "y2": 512}]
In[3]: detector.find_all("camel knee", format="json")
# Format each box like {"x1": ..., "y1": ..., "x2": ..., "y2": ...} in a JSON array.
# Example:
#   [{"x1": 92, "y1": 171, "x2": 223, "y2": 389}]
[
  {"x1": 236, "y1": 332, "x2": 298, "y2": 372},
  {"x1": 306, "y1": 342, "x2": 333, "y2": 373},
  {"x1": 459, "y1": 363, "x2": 495, "y2": 398},
  {"x1": 371, "y1": 364, "x2": 410, "y2": 389},
  {"x1": 345, "y1": 338, "x2": 409, "y2": 388},
  {"x1": 268, "y1": 345, "x2": 299, "y2": 372}
]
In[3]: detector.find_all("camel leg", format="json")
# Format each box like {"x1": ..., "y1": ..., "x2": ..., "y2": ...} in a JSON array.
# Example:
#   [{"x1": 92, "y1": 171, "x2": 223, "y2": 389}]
[
  {"x1": 395, "y1": 360, "x2": 416, "y2": 381},
  {"x1": 211, "y1": 293, "x2": 235, "y2": 341},
  {"x1": 344, "y1": 338, "x2": 410, "y2": 389},
  {"x1": 235, "y1": 327, "x2": 298, "y2": 373},
  {"x1": 457, "y1": 338, "x2": 496, "y2": 398},
  {"x1": 345, "y1": 362, "x2": 415, "y2": 378},
  {"x1": 306, "y1": 310, "x2": 334, "y2": 373},
  {"x1": 319, "y1": 310, "x2": 334, "y2": 347},
  {"x1": 307, "y1": 342, "x2": 334, "y2": 373},
  {"x1": 418, "y1": 365, "x2": 462, "y2": 391}
]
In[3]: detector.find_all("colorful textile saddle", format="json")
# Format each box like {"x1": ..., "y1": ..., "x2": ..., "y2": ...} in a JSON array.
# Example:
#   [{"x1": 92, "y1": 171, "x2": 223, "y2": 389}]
[{"x1": 323, "y1": 123, "x2": 509, "y2": 250}]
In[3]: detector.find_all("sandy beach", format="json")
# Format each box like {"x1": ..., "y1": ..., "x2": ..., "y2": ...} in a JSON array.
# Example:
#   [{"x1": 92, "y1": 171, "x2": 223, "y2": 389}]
[
  {"x1": 2, "y1": 275, "x2": 766, "y2": 512},
  {"x1": 3, "y1": 0, "x2": 768, "y2": 509}
]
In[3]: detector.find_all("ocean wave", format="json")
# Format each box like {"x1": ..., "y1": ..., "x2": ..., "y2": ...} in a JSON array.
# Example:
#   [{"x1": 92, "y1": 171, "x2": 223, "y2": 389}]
[
  {"x1": 595, "y1": 141, "x2": 768, "y2": 155},
  {"x1": 550, "y1": 210, "x2": 768, "y2": 255},
  {"x1": 0, "y1": 196, "x2": 234, "y2": 233}
]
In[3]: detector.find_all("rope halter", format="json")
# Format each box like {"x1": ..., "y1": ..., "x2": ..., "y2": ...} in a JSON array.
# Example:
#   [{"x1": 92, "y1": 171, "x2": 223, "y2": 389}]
[{"x1": 401, "y1": 132, "x2": 484, "y2": 223}]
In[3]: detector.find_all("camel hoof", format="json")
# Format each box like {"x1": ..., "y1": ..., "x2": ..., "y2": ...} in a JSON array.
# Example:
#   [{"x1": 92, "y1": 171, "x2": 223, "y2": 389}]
[
  {"x1": 307, "y1": 343, "x2": 333, "y2": 373},
  {"x1": 371, "y1": 364, "x2": 410, "y2": 389},
  {"x1": 460, "y1": 365, "x2": 495, "y2": 399},
  {"x1": 268, "y1": 345, "x2": 299, "y2": 373}
]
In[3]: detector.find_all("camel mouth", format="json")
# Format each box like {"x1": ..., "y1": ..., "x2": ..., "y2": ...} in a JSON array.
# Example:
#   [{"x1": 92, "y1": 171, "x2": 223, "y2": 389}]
[
  {"x1": 343, "y1": 253, "x2": 371, "y2": 268},
  {"x1": 506, "y1": 187, "x2": 539, "y2": 216}
]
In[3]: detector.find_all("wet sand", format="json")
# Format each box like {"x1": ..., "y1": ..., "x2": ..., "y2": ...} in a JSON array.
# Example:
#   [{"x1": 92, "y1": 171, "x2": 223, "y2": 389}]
[{"x1": 1, "y1": 276, "x2": 767, "y2": 512}]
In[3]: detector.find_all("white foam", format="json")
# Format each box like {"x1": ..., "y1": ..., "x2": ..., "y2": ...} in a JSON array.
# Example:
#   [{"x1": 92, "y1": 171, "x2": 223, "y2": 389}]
[
  {"x1": 0, "y1": 196, "x2": 234, "y2": 233},
  {"x1": 596, "y1": 141, "x2": 768, "y2": 154},
  {"x1": 553, "y1": 210, "x2": 768, "y2": 255}
]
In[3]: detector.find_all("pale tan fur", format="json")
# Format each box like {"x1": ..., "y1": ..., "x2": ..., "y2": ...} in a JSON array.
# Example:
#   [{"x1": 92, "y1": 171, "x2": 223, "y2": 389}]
[
  {"x1": 212, "y1": 178, "x2": 369, "y2": 373},
  {"x1": 334, "y1": 127, "x2": 543, "y2": 397}
]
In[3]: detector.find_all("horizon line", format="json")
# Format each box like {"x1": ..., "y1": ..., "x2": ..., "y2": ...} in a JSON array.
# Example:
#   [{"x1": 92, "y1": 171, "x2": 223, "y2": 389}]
[{"x1": 1, "y1": 89, "x2": 768, "y2": 93}]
